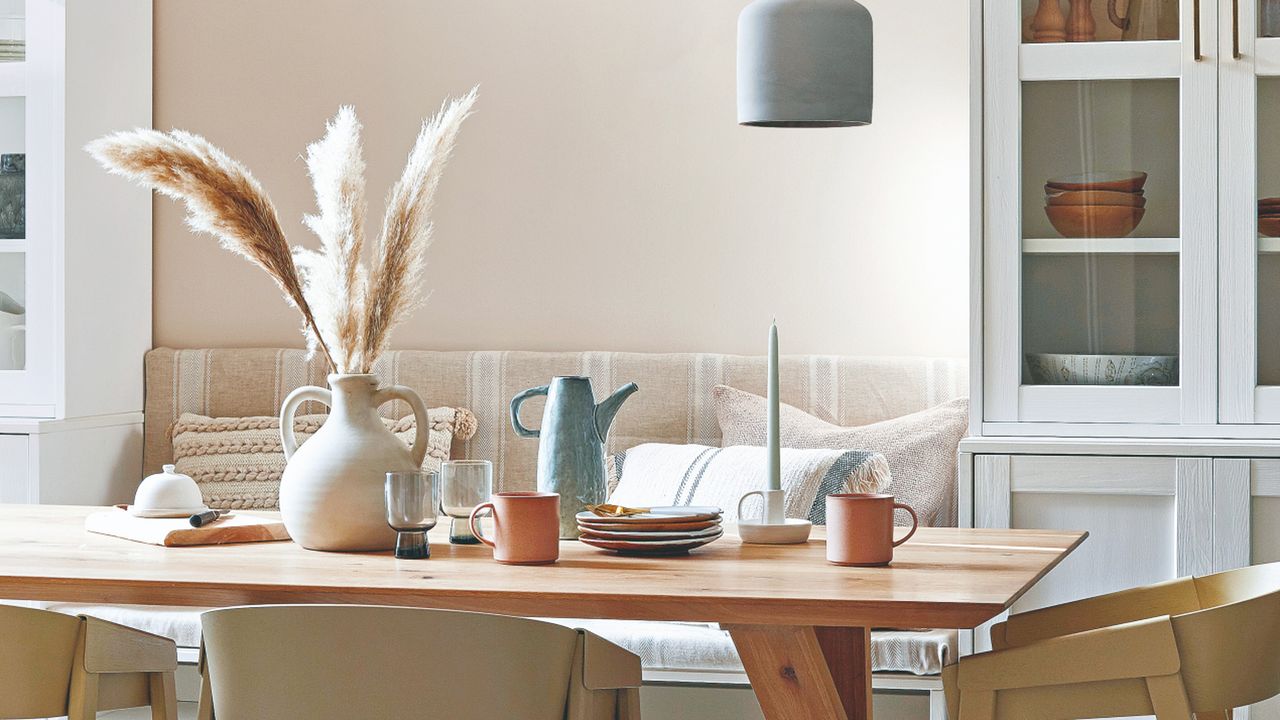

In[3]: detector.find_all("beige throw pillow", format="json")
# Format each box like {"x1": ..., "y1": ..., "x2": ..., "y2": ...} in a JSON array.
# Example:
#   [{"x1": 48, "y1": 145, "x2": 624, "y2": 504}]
[
  {"x1": 172, "y1": 407, "x2": 478, "y2": 510},
  {"x1": 713, "y1": 385, "x2": 968, "y2": 527}
]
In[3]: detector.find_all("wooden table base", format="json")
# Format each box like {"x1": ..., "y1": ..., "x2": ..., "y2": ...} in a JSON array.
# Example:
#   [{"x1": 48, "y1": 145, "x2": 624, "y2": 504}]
[{"x1": 726, "y1": 624, "x2": 872, "y2": 720}]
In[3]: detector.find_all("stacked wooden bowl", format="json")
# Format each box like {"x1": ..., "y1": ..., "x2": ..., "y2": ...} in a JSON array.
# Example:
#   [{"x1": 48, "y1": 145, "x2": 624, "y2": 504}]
[
  {"x1": 1044, "y1": 171, "x2": 1147, "y2": 238},
  {"x1": 1260, "y1": 198, "x2": 1280, "y2": 237}
]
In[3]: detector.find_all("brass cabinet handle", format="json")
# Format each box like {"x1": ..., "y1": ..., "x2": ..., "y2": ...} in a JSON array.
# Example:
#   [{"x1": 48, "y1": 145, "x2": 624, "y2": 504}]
[{"x1": 1194, "y1": 0, "x2": 1203, "y2": 60}]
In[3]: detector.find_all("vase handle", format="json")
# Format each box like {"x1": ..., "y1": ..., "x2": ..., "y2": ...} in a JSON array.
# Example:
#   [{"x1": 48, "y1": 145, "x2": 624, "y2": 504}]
[
  {"x1": 375, "y1": 385, "x2": 431, "y2": 468},
  {"x1": 280, "y1": 385, "x2": 332, "y2": 460}
]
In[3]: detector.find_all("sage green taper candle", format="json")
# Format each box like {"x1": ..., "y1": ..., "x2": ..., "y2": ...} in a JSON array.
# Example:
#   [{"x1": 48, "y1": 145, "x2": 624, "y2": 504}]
[{"x1": 767, "y1": 320, "x2": 781, "y2": 491}]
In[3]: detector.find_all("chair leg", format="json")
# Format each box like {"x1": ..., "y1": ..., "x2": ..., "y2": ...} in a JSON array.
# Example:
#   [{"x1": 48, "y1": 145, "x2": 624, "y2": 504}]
[
  {"x1": 197, "y1": 664, "x2": 215, "y2": 720},
  {"x1": 150, "y1": 670, "x2": 178, "y2": 720},
  {"x1": 1147, "y1": 674, "x2": 1195, "y2": 720},
  {"x1": 67, "y1": 668, "x2": 100, "y2": 720},
  {"x1": 942, "y1": 664, "x2": 959, "y2": 720}
]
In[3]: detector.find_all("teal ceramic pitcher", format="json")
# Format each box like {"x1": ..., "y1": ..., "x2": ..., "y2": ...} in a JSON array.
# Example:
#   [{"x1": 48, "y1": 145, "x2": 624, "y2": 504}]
[{"x1": 510, "y1": 376, "x2": 638, "y2": 538}]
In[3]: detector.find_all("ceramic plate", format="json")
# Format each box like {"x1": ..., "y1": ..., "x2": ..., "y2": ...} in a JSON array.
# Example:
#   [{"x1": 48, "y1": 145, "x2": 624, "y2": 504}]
[
  {"x1": 577, "y1": 524, "x2": 725, "y2": 541},
  {"x1": 574, "y1": 506, "x2": 721, "y2": 525},
  {"x1": 577, "y1": 518, "x2": 722, "y2": 532},
  {"x1": 578, "y1": 530, "x2": 723, "y2": 555}
]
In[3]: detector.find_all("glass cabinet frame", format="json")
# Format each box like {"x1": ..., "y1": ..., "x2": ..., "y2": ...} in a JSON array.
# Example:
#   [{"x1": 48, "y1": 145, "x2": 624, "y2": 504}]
[{"x1": 982, "y1": 0, "x2": 1218, "y2": 427}]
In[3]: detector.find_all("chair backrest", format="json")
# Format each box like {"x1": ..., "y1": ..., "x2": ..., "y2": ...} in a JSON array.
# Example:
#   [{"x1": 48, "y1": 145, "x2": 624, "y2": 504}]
[
  {"x1": 200, "y1": 605, "x2": 611, "y2": 720},
  {"x1": 0, "y1": 604, "x2": 80, "y2": 718},
  {"x1": 1174, "y1": 563, "x2": 1280, "y2": 711}
]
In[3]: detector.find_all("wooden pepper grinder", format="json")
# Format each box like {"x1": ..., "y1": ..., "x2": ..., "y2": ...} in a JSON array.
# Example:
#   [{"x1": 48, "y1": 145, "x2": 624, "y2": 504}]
[
  {"x1": 1066, "y1": 0, "x2": 1098, "y2": 41},
  {"x1": 1032, "y1": 0, "x2": 1067, "y2": 42}
]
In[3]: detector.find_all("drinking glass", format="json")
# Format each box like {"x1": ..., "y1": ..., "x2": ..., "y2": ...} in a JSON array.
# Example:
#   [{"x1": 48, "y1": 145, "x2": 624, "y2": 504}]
[
  {"x1": 385, "y1": 471, "x2": 438, "y2": 559},
  {"x1": 440, "y1": 460, "x2": 492, "y2": 544}
]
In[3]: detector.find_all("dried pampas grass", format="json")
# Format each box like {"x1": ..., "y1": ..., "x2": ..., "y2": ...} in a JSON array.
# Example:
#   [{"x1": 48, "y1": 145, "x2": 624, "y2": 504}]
[
  {"x1": 87, "y1": 89, "x2": 478, "y2": 374},
  {"x1": 363, "y1": 87, "x2": 477, "y2": 371},
  {"x1": 85, "y1": 128, "x2": 337, "y2": 370}
]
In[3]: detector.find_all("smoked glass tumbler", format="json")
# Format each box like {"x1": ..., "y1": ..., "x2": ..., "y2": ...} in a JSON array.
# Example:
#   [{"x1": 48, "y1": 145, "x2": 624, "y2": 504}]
[
  {"x1": 440, "y1": 460, "x2": 493, "y2": 544},
  {"x1": 385, "y1": 471, "x2": 438, "y2": 559}
]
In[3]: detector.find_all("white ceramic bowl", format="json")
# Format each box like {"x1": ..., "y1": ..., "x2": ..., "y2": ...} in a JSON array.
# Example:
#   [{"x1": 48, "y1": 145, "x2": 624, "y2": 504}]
[
  {"x1": 130, "y1": 464, "x2": 207, "y2": 517},
  {"x1": 1026, "y1": 353, "x2": 1178, "y2": 386}
]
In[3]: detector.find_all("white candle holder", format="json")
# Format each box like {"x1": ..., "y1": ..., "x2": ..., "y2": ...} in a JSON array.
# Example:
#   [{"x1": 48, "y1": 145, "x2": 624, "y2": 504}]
[{"x1": 736, "y1": 489, "x2": 812, "y2": 544}]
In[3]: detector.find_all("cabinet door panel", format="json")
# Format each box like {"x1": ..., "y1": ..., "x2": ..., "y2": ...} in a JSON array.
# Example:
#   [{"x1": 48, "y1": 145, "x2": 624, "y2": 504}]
[{"x1": 0, "y1": 433, "x2": 29, "y2": 503}]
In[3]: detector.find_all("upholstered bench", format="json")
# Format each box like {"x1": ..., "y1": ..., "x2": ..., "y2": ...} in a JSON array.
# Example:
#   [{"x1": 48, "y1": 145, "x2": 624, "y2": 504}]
[{"x1": 84, "y1": 348, "x2": 967, "y2": 718}]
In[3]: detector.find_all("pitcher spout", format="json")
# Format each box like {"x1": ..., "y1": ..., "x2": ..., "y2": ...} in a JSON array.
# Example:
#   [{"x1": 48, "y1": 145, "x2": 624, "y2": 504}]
[{"x1": 594, "y1": 382, "x2": 639, "y2": 442}]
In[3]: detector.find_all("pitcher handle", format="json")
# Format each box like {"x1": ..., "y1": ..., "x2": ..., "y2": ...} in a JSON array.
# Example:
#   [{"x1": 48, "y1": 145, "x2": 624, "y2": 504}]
[
  {"x1": 375, "y1": 385, "x2": 431, "y2": 468},
  {"x1": 892, "y1": 502, "x2": 919, "y2": 548},
  {"x1": 280, "y1": 385, "x2": 332, "y2": 460},
  {"x1": 510, "y1": 385, "x2": 550, "y2": 438}
]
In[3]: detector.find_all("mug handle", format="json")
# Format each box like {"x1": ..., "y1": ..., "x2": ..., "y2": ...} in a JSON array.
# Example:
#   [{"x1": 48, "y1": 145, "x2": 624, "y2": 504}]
[
  {"x1": 737, "y1": 490, "x2": 764, "y2": 522},
  {"x1": 892, "y1": 502, "x2": 919, "y2": 547},
  {"x1": 469, "y1": 502, "x2": 496, "y2": 548}
]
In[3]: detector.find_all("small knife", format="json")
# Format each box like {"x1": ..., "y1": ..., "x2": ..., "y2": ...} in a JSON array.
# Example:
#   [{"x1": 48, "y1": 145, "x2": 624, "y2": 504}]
[{"x1": 189, "y1": 509, "x2": 231, "y2": 528}]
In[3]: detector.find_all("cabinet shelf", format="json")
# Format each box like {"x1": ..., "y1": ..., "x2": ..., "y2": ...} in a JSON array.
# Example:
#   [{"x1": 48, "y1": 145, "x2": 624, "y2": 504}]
[
  {"x1": 0, "y1": 239, "x2": 23, "y2": 253},
  {"x1": 1261, "y1": 236, "x2": 1280, "y2": 253},
  {"x1": 1020, "y1": 40, "x2": 1180, "y2": 81},
  {"x1": 1023, "y1": 237, "x2": 1178, "y2": 254}
]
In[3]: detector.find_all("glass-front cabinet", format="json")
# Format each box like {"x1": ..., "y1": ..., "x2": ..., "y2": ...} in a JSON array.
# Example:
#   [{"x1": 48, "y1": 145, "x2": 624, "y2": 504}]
[{"x1": 985, "y1": 0, "x2": 1217, "y2": 427}]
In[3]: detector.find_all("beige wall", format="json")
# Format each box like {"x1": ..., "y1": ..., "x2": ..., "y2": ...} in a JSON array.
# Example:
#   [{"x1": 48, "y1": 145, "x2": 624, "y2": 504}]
[{"x1": 154, "y1": 0, "x2": 970, "y2": 358}]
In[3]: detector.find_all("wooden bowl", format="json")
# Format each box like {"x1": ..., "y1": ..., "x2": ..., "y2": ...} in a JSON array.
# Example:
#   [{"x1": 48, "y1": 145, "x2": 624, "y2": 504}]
[
  {"x1": 1259, "y1": 196, "x2": 1280, "y2": 208},
  {"x1": 1045, "y1": 171, "x2": 1148, "y2": 193},
  {"x1": 1260, "y1": 217, "x2": 1280, "y2": 237},
  {"x1": 1046, "y1": 189, "x2": 1146, "y2": 208},
  {"x1": 1044, "y1": 204, "x2": 1146, "y2": 238}
]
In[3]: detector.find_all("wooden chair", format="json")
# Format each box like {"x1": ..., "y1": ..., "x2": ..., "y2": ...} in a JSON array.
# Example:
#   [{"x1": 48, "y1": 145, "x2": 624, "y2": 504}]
[
  {"x1": 0, "y1": 604, "x2": 178, "y2": 720},
  {"x1": 943, "y1": 562, "x2": 1280, "y2": 720},
  {"x1": 196, "y1": 605, "x2": 643, "y2": 720}
]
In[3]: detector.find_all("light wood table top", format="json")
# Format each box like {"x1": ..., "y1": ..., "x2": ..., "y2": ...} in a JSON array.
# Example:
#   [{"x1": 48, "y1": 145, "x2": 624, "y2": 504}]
[{"x1": 0, "y1": 504, "x2": 1084, "y2": 629}]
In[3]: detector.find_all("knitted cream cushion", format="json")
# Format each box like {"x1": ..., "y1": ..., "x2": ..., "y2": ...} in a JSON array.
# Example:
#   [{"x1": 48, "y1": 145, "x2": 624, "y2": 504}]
[
  {"x1": 713, "y1": 385, "x2": 968, "y2": 527},
  {"x1": 172, "y1": 407, "x2": 478, "y2": 510}
]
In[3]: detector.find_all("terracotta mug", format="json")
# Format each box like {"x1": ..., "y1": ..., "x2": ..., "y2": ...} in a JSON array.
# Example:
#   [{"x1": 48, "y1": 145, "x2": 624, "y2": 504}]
[
  {"x1": 469, "y1": 492, "x2": 560, "y2": 565},
  {"x1": 826, "y1": 493, "x2": 918, "y2": 567}
]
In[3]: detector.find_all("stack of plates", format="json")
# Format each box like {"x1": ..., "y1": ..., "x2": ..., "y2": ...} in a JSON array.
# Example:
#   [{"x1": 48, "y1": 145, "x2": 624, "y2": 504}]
[{"x1": 576, "y1": 506, "x2": 723, "y2": 555}]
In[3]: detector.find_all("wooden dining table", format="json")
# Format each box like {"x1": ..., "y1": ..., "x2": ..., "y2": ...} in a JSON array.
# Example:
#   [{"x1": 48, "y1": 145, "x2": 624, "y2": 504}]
[{"x1": 0, "y1": 505, "x2": 1085, "y2": 720}]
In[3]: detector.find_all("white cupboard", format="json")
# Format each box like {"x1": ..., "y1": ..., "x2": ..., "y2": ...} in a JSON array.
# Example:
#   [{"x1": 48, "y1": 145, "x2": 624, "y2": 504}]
[{"x1": 971, "y1": 2, "x2": 1280, "y2": 718}]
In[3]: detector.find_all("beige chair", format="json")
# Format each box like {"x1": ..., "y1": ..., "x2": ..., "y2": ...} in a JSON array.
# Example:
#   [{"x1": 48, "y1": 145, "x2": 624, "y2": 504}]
[
  {"x1": 943, "y1": 562, "x2": 1280, "y2": 720},
  {"x1": 0, "y1": 604, "x2": 178, "y2": 720},
  {"x1": 196, "y1": 605, "x2": 642, "y2": 720}
]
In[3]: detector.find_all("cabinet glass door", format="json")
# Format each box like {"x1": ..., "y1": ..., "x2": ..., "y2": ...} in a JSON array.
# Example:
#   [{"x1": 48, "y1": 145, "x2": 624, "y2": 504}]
[
  {"x1": 985, "y1": 0, "x2": 1216, "y2": 426},
  {"x1": 1220, "y1": 0, "x2": 1280, "y2": 423},
  {"x1": 0, "y1": 1, "x2": 48, "y2": 415}
]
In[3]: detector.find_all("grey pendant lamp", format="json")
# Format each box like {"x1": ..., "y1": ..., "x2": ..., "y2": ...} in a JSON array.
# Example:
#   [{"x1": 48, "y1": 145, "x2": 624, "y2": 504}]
[{"x1": 737, "y1": 0, "x2": 873, "y2": 127}]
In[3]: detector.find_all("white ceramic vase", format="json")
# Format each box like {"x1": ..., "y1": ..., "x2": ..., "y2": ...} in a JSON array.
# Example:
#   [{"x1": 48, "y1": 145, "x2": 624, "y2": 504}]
[{"x1": 279, "y1": 374, "x2": 430, "y2": 552}]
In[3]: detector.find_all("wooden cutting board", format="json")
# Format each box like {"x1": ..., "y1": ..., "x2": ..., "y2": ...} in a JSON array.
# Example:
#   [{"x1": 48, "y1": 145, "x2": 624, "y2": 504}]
[{"x1": 85, "y1": 509, "x2": 290, "y2": 547}]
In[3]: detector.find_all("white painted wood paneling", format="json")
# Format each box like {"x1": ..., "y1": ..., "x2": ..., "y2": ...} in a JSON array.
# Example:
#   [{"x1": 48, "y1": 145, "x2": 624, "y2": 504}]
[
  {"x1": 1019, "y1": 41, "x2": 1181, "y2": 80},
  {"x1": 974, "y1": 454, "x2": 1010, "y2": 530},
  {"x1": 958, "y1": 451, "x2": 974, "y2": 529},
  {"x1": 1212, "y1": 459, "x2": 1252, "y2": 571},
  {"x1": 1010, "y1": 490, "x2": 1177, "y2": 612},
  {"x1": 1008, "y1": 455, "x2": 1175, "y2": 495},
  {"x1": 982, "y1": 0, "x2": 1020, "y2": 422},
  {"x1": 1175, "y1": 458, "x2": 1215, "y2": 576},
  {"x1": 0, "y1": 433, "x2": 29, "y2": 503},
  {"x1": 1018, "y1": 386, "x2": 1180, "y2": 424},
  {"x1": 1180, "y1": 0, "x2": 1221, "y2": 425},
  {"x1": 1219, "y1": 0, "x2": 1260, "y2": 423}
]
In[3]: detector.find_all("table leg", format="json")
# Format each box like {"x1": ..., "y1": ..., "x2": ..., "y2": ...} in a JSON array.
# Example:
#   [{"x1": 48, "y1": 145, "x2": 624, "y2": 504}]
[{"x1": 726, "y1": 624, "x2": 872, "y2": 720}]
